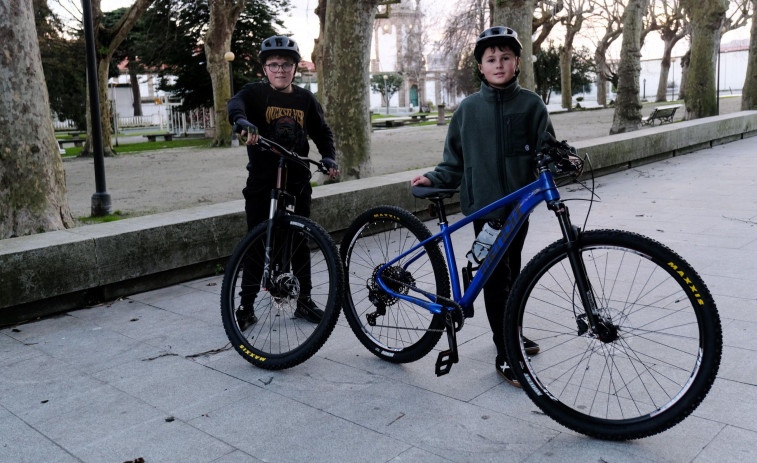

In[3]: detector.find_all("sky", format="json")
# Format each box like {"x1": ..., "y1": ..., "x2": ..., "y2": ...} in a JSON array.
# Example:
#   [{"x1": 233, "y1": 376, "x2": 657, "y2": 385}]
[
  {"x1": 53, "y1": 0, "x2": 751, "y2": 64},
  {"x1": 58, "y1": 0, "x2": 352, "y2": 62},
  {"x1": 283, "y1": 0, "x2": 320, "y2": 62},
  {"x1": 58, "y1": 0, "x2": 448, "y2": 63},
  {"x1": 51, "y1": 0, "x2": 325, "y2": 61}
]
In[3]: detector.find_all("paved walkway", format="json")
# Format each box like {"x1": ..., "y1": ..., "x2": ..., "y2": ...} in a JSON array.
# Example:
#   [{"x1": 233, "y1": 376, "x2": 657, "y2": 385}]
[{"x1": 2, "y1": 136, "x2": 756, "y2": 462}]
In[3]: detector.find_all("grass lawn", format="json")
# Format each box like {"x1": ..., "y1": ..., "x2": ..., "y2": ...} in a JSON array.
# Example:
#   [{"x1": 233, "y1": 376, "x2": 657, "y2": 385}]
[{"x1": 62, "y1": 137, "x2": 211, "y2": 157}]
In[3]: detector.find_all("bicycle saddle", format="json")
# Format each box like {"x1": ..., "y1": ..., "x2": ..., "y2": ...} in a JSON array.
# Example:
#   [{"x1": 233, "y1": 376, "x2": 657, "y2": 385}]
[{"x1": 411, "y1": 186, "x2": 459, "y2": 200}]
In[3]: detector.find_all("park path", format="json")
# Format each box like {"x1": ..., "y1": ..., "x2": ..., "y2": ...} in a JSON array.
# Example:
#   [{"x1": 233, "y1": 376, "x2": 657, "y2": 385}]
[{"x1": 63, "y1": 97, "x2": 743, "y2": 219}]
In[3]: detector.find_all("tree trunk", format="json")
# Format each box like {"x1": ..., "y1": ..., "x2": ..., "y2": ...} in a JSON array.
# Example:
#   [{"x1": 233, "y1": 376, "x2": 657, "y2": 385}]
[
  {"x1": 655, "y1": 26, "x2": 687, "y2": 103},
  {"x1": 679, "y1": 50, "x2": 690, "y2": 100},
  {"x1": 532, "y1": 17, "x2": 558, "y2": 52},
  {"x1": 610, "y1": 0, "x2": 649, "y2": 135},
  {"x1": 742, "y1": 0, "x2": 757, "y2": 110},
  {"x1": 655, "y1": 40, "x2": 675, "y2": 102},
  {"x1": 205, "y1": 0, "x2": 245, "y2": 147},
  {"x1": 0, "y1": 0, "x2": 74, "y2": 237},
  {"x1": 490, "y1": 0, "x2": 536, "y2": 91},
  {"x1": 322, "y1": 0, "x2": 378, "y2": 180},
  {"x1": 595, "y1": 46, "x2": 609, "y2": 107},
  {"x1": 81, "y1": 0, "x2": 154, "y2": 157},
  {"x1": 558, "y1": 3, "x2": 586, "y2": 111},
  {"x1": 559, "y1": 45, "x2": 573, "y2": 110},
  {"x1": 681, "y1": 0, "x2": 727, "y2": 120},
  {"x1": 129, "y1": 64, "x2": 142, "y2": 116},
  {"x1": 313, "y1": 0, "x2": 327, "y2": 102}
]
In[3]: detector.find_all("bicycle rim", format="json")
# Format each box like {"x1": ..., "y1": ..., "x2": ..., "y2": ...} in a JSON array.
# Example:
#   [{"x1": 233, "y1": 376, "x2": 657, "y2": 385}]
[
  {"x1": 221, "y1": 216, "x2": 342, "y2": 369},
  {"x1": 507, "y1": 230, "x2": 721, "y2": 439},
  {"x1": 341, "y1": 207, "x2": 447, "y2": 363}
]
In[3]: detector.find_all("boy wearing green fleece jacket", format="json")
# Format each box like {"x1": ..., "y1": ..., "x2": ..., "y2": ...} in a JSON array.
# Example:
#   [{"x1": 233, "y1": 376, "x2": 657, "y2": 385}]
[{"x1": 412, "y1": 26, "x2": 555, "y2": 387}]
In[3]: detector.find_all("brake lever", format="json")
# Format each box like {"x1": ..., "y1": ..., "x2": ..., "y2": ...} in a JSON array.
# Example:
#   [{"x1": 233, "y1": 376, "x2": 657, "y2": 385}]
[{"x1": 317, "y1": 163, "x2": 330, "y2": 175}]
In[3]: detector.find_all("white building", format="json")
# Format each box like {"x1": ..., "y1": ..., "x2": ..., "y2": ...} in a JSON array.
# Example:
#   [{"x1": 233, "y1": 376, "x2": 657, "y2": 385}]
[
  {"x1": 639, "y1": 39, "x2": 749, "y2": 102},
  {"x1": 370, "y1": 0, "x2": 462, "y2": 113}
]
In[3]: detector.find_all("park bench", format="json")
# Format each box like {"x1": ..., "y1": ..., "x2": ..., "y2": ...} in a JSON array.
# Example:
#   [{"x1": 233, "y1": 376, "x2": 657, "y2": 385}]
[
  {"x1": 410, "y1": 114, "x2": 429, "y2": 122},
  {"x1": 143, "y1": 132, "x2": 174, "y2": 142},
  {"x1": 56, "y1": 131, "x2": 86, "y2": 148},
  {"x1": 642, "y1": 104, "x2": 682, "y2": 126},
  {"x1": 371, "y1": 118, "x2": 408, "y2": 128},
  {"x1": 57, "y1": 138, "x2": 84, "y2": 148}
]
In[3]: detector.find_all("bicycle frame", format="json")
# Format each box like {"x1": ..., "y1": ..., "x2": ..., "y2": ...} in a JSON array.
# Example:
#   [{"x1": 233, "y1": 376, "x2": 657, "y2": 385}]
[{"x1": 376, "y1": 168, "x2": 565, "y2": 315}]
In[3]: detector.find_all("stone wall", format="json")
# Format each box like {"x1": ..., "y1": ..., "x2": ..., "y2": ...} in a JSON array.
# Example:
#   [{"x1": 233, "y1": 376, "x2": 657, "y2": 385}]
[{"x1": 2, "y1": 111, "x2": 756, "y2": 325}]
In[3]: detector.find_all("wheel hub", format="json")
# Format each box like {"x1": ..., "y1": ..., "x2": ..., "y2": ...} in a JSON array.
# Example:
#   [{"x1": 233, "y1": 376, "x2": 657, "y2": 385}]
[
  {"x1": 269, "y1": 272, "x2": 300, "y2": 303},
  {"x1": 368, "y1": 264, "x2": 415, "y2": 307},
  {"x1": 594, "y1": 319, "x2": 619, "y2": 343}
]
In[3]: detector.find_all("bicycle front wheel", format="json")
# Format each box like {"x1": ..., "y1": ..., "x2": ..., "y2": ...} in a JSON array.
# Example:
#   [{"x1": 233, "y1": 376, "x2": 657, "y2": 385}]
[
  {"x1": 221, "y1": 215, "x2": 343, "y2": 370},
  {"x1": 505, "y1": 230, "x2": 722, "y2": 440},
  {"x1": 340, "y1": 206, "x2": 450, "y2": 363}
]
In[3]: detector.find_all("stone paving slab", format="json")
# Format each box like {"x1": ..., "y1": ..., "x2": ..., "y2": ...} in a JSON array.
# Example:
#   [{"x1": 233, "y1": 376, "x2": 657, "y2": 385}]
[{"x1": 1, "y1": 138, "x2": 756, "y2": 462}]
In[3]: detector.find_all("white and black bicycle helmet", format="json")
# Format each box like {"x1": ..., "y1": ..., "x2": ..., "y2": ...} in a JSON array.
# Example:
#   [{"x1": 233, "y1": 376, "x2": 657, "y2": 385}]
[
  {"x1": 474, "y1": 26, "x2": 523, "y2": 63},
  {"x1": 259, "y1": 35, "x2": 301, "y2": 63}
]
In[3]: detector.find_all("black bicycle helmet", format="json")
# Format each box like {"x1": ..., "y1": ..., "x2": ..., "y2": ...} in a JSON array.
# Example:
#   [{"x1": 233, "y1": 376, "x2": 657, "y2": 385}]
[
  {"x1": 474, "y1": 26, "x2": 523, "y2": 62},
  {"x1": 259, "y1": 35, "x2": 301, "y2": 63}
]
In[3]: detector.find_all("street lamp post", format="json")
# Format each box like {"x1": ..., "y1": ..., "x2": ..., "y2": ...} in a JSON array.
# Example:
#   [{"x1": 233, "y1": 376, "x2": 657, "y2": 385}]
[
  {"x1": 82, "y1": 0, "x2": 111, "y2": 216},
  {"x1": 383, "y1": 74, "x2": 389, "y2": 115},
  {"x1": 224, "y1": 51, "x2": 238, "y2": 147}
]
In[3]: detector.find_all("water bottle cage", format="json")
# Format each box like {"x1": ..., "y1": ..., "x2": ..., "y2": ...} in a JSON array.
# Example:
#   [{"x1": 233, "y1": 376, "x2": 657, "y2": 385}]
[{"x1": 467, "y1": 221, "x2": 502, "y2": 264}]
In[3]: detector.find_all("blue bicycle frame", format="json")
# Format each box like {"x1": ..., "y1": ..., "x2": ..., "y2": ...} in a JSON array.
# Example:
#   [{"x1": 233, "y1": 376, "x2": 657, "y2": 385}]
[{"x1": 375, "y1": 168, "x2": 562, "y2": 315}]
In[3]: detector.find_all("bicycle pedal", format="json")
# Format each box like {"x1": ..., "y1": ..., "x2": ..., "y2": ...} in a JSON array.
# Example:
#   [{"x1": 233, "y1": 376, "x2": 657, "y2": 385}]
[{"x1": 435, "y1": 349, "x2": 458, "y2": 376}]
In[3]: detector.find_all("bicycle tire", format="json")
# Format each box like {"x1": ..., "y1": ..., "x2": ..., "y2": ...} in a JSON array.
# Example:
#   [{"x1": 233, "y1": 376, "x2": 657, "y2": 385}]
[
  {"x1": 505, "y1": 229, "x2": 722, "y2": 440},
  {"x1": 340, "y1": 206, "x2": 450, "y2": 363},
  {"x1": 221, "y1": 215, "x2": 343, "y2": 370}
]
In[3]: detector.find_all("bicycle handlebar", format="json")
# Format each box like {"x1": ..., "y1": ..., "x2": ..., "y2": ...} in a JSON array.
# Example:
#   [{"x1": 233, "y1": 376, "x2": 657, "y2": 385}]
[
  {"x1": 254, "y1": 136, "x2": 331, "y2": 175},
  {"x1": 538, "y1": 132, "x2": 584, "y2": 177}
]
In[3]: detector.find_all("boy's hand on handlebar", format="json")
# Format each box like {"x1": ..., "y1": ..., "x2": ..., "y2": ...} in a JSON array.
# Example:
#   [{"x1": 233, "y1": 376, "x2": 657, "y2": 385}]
[
  {"x1": 567, "y1": 154, "x2": 584, "y2": 177},
  {"x1": 411, "y1": 175, "x2": 431, "y2": 187},
  {"x1": 234, "y1": 119, "x2": 259, "y2": 146},
  {"x1": 322, "y1": 158, "x2": 340, "y2": 180}
]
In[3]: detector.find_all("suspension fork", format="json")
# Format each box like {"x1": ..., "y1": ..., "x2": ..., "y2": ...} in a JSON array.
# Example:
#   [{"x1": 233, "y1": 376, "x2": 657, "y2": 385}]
[
  {"x1": 262, "y1": 158, "x2": 291, "y2": 289},
  {"x1": 548, "y1": 200, "x2": 603, "y2": 331}
]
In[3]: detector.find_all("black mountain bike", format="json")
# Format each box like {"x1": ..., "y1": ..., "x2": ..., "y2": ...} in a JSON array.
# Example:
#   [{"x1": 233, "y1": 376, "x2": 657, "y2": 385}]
[{"x1": 221, "y1": 137, "x2": 343, "y2": 370}]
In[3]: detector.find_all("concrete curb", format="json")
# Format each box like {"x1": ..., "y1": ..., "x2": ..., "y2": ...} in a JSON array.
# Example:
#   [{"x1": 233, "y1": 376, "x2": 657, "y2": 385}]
[{"x1": 2, "y1": 111, "x2": 756, "y2": 324}]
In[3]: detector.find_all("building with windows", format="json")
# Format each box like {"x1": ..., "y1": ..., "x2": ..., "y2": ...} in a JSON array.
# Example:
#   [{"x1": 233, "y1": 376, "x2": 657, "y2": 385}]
[{"x1": 370, "y1": 0, "x2": 461, "y2": 113}]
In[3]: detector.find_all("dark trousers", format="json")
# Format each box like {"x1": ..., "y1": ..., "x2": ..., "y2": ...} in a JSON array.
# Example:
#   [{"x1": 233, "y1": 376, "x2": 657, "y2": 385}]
[
  {"x1": 239, "y1": 178, "x2": 313, "y2": 307},
  {"x1": 473, "y1": 219, "x2": 529, "y2": 358}
]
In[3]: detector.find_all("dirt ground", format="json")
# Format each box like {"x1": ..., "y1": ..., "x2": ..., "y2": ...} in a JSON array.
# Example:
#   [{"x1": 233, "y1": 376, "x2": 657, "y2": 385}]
[{"x1": 64, "y1": 97, "x2": 743, "y2": 219}]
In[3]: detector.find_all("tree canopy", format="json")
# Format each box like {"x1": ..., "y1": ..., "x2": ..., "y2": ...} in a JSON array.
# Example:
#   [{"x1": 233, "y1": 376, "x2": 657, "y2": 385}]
[
  {"x1": 127, "y1": 0, "x2": 290, "y2": 111},
  {"x1": 370, "y1": 72, "x2": 404, "y2": 112},
  {"x1": 35, "y1": 0, "x2": 87, "y2": 129},
  {"x1": 534, "y1": 43, "x2": 594, "y2": 104}
]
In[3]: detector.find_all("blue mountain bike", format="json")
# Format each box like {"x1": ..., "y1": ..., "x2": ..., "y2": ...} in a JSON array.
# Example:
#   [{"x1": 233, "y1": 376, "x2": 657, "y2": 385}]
[{"x1": 340, "y1": 134, "x2": 722, "y2": 440}]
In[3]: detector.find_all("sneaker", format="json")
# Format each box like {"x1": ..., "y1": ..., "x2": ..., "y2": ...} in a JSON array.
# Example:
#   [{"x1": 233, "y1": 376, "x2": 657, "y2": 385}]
[
  {"x1": 294, "y1": 297, "x2": 324, "y2": 323},
  {"x1": 236, "y1": 306, "x2": 258, "y2": 331},
  {"x1": 523, "y1": 336, "x2": 540, "y2": 356},
  {"x1": 496, "y1": 355, "x2": 521, "y2": 388}
]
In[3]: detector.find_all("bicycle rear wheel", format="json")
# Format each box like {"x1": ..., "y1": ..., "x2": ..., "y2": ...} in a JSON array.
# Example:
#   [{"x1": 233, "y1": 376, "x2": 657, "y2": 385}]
[
  {"x1": 221, "y1": 215, "x2": 343, "y2": 370},
  {"x1": 505, "y1": 230, "x2": 722, "y2": 440},
  {"x1": 340, "y1": 206, "x2": 449, "y2": 363}
]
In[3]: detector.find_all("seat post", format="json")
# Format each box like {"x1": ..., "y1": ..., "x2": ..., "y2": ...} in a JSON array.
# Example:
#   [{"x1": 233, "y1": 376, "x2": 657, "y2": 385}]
[{"x1": 433, "y1": 198, "x2": 449, "y2": 225}]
